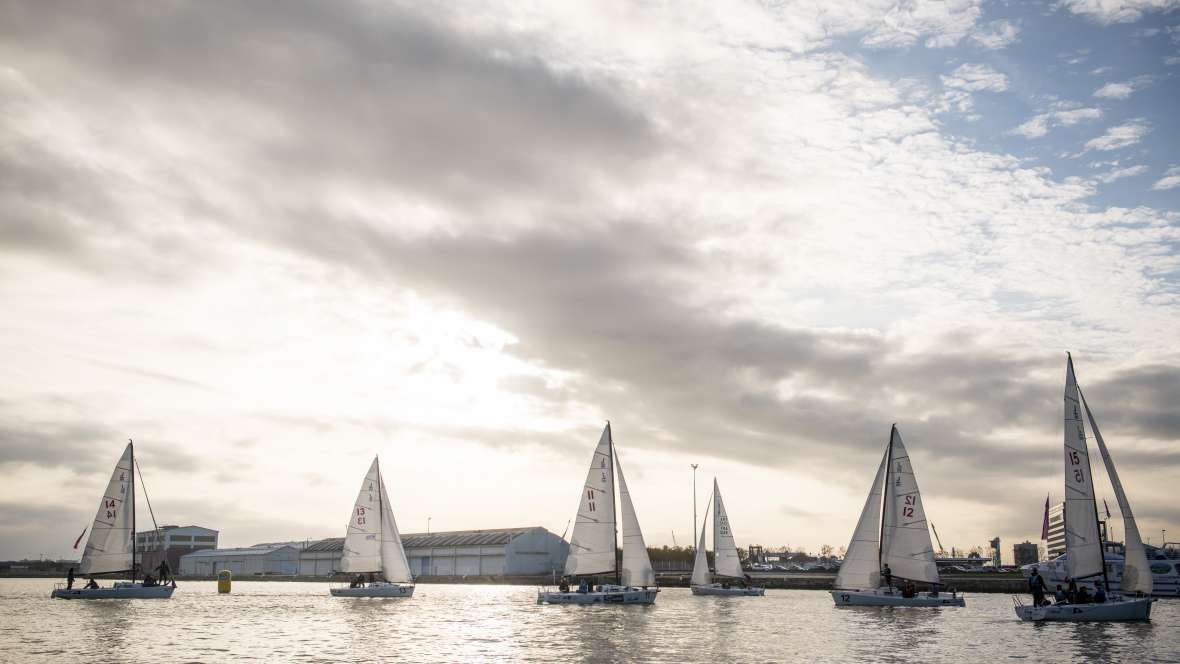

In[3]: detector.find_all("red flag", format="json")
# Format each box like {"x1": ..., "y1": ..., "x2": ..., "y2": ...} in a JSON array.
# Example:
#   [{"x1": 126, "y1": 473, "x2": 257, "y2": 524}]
[
  {"x1": 73, "y1": 527, "x2": 87, "y2": 549},
  {"x1": 1040, "y1": 494, "x2": 1050, "y2": 540}
]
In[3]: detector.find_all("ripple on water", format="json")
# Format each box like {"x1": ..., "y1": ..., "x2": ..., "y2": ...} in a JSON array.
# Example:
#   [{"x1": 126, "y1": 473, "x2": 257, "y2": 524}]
[{"x1": 1, "y1": 580, "x2": 1178, "y2": 663}]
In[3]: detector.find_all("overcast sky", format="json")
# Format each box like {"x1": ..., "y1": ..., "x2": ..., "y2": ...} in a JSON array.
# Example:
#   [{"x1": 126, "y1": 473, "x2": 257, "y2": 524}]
[{"x1": 2, "y1": 0, "x2": 1178, "y2": 563}]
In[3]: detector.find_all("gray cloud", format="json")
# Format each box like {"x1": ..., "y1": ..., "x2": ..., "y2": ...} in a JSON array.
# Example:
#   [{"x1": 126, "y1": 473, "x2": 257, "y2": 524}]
[
  {"x1": 0, "y1": 0, "x2": 660, "y2": 270},
  {"x1": 271, "y1": 218, "x2": 1167, "y2": 502}
]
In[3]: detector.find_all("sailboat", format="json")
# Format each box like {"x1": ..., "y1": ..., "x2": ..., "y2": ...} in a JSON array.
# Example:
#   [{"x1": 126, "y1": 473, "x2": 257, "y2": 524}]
[
  {"x1": 831, "y1": 425, "x2": 965, "y2": 607},
  {"x1": 691, "y1": 479, "x2": 765, "y2": 596},
  {"x1": 51, "y1": 441, "x2": 175, "y2": 599},
  {"x1": 1014, "y1": 354, "x2": 1155, "y2": 621},
  {"x1": 329, "y1": 456, "x2": 415, "y2": 598},
  {"x1": 537, "y1": 423, "x2": 659, "y2": 605}
]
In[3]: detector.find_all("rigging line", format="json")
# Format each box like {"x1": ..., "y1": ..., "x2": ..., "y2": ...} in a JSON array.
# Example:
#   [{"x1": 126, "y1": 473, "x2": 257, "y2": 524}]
[{"x1": 134, "y1": 458, "x2": 164, "y2": 551}]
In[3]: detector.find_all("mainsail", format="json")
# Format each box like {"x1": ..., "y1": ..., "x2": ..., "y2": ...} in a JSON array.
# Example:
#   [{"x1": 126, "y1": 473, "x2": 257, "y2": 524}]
[
  {"x1": 712, "y1": 479, "x2": 744, "y2": 579},
  {"x1": 79, "y1": 443, "x2": 135, "y2": 575},
  {"x1": 1081, "y1": 391, "x2": 1151, "y2": 595},
  {"x1": 880, "y1": 426, "x2": 940, "y2": 584},
  {"x1": 615, "y1": 452, "x2": 655, "y2": 587},
  {"x1": 340, "y1": 457, "x2": 384, "y2": 574},
  {"x1": 834, "y1": 448, "x2": 888, "y2": 590},
  {"x1": 1063, "y1": 355, "x2": 1104, "y2": 580},
  {"x1": 690, "y1": 500, "x2": 711, "y2": 586},
  {"x1": 564, "y1": 424, "x2": 617, "y2": 577}
]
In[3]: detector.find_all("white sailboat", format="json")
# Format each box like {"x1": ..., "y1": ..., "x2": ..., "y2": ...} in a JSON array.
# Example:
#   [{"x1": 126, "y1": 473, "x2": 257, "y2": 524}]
[
  {"x1": 330, "y1": 456, "x2": 415, "y2": 598},
  {"x1": 51, "y1": 441, "x2": 175, "y2": 599},
  {"x1": 538, "y1": 423, "x2": 658, "y2": 605},
  {"x1": 691, "y1": 479, "x2": 765, "y2": 596},
  {"x1": 1015, "y1": 354, "x2": 1155, "y2": 621},
  {"x1": 831, "y1": 425, "x2": 965, "y2": 607}
]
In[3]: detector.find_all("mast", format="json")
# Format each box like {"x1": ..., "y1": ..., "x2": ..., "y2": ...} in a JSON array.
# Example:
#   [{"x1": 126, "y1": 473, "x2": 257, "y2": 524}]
[
  {"x1": 878, "y1": 424, "x2": 894, "y2": 574},
  {"x1": 129, "y1": 441, "x2": 136, "y2": 582},
  {"x1": 608, "y1": 421, "x2": 620, "y2": 586},
  {"x1": 1077, "y1": 384, "x2": 1111, "y2": 591},
  {"x1": 376, "y1": 456, "x2": 384, "y2": 580}
]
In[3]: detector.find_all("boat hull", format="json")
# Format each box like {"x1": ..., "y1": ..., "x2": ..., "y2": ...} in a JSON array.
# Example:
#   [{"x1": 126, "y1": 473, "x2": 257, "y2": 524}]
[
  {"x1": 330, "y1": 583, "x2": 415, "y2": 598},
  {"x1": 1015, "y1": 597, "x2": 1154, "y2": 622},
  {"x1": 51, "y1": 583, "x2": 175, "y2": 600},
  {"x1": 538, "y1": 585, "x2": 658, "y2": 605},
  {"x1": 831, "y1": 588, "x2": 965, "y2": 607},
  {"x1": 691, "y1": 583, "x2": 765, "y2": 596}
]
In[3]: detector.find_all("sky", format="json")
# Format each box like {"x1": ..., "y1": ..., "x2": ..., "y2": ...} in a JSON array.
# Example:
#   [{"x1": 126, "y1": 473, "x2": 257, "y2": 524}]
[{"x1": 1, "y1": 0, "x2": 1178, "y2": 564}]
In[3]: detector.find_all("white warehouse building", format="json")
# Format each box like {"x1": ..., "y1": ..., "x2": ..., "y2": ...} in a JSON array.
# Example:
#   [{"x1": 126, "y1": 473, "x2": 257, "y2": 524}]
[
  {"x1": 180, "y1": 545, "x2": 301, "y2": 577},
  {"x1": 298, "y1": 527, "x2": 568, "y2": 577}
]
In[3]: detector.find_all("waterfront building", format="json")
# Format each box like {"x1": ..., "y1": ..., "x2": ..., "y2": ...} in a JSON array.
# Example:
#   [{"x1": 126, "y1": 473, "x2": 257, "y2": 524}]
[
  {"x1": 297, "y1": 527, "x2": 568, "y2": 577},
  {"x1": 135, "y1": 525, "x2": 219, "y2": 574},
  {"x1": 1045, "y1": 503, "x2": 1066, "y2": 558},
  {"x1": 179, "y1": 545, "x2": 300, "y2": 576},
  {"x1": 1013, "y1": 541, "x2": 1039, "y2": 567}
]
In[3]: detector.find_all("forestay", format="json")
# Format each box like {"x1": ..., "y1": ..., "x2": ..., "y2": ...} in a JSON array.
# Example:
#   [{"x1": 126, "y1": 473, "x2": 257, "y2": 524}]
[
  {"x1": 616, "y1": 454, "x2": 655, "y2": 587},
  {"x1": 880, "y1": 427, "x2": 939, "y2": 585},
  {"x1": 340, "y1": 457, "x2": 384, "y2": 574},
  {"x1": 712, "y1": 480, "x2": 744, "y2": 579},
  {"x1": 690, "y1": 505, "x2": 711, "y2": 586},
  {"x1": 1063, "y1": 356, "x2": 1104, "y2": 580},
  {"x1": 1082, "y1": 392, "x2": 1152, "y2": 595},
  {"x1": 564, "y1": 424, "x2": 617, "y2": 577},
  {"x1": 80, "y1": 443, "x2": 135, "y2": 575},
  {"x1": 834, "y1": 448, "x2": 887, "y2": 590}
]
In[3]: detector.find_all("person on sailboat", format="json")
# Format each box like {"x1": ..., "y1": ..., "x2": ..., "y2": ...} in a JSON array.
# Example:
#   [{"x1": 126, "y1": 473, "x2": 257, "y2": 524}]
[
  {"x1": 1094, "y1": 585, "x2": 1106, "y2": 603},
  {"x1": 84, "y1": 577, "x2": 99, "y2": 589},
  {"x1": 1066, "y1": 577, "x2": 1078, "y2": 603},
  {"x1": 558, "y1": 577, "x2": 570, "y2": 593},
  {"x1": 577, "y1": 579, "x2": 589, "y2": 593},
  {"x1": 1028, "y1": 569, "x2": 1048, "y2": 606},
  {"x1": 66, "y1": 568, "x2": 75, "y2": 590},
  {"x1": 1054, "y1": 585, "x2": 1067, "y2": 604},
  {"x1": 156, "y1": 560, "x2": 171, "y2": 585},
  {"x1": 881, "y1": 563, "x2": 893, "y2": 589}
]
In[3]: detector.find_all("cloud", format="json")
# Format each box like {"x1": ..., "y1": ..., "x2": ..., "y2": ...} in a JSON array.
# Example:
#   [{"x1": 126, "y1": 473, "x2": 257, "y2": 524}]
[
  {"x1": 1010, "y1": 107, "x2": 1103, "y2": 139},
  {"x1": 970, "y1": 19, "x2": 1021, "y2": 49},
  {"x1": 1095, "y1": 164, "x2": 1149, "y2": 183},
  {"x1": 1083, "y1": 119, "x2": 1152, "y2": 151},
  {"x1": 1152, "y1": 166, "x2": 1180, "y2": 190},
  {"x1": 1093, "y1": 76, "x2": 1154, "y2": 99},
  {"x1": 941, "y1": 63, "x2": 1010, "y2": 92},
  {"x1": 859, "y1": 0, "x2": 983, "y2": 49},
  {"x1": 1057, "y1": 0, "x2": 1180, "y2": 25},
  {"x1": 1167, "y1": 56, "x2": 1180, "y2": 65}
]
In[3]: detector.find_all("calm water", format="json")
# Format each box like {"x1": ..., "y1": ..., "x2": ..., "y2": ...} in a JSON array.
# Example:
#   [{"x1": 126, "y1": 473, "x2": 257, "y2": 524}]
[{"x1": 0, "y1": 579, "x2": 1177, "y2": 663}]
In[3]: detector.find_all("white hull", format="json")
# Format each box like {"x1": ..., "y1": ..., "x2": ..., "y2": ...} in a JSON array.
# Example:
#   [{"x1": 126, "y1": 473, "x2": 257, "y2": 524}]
[
  {"x1": 691, "y1": 583, "x2": 765, "y2": 596},
  {"x1": 51, "y1": 582, "x2": 175, "y2": 600},
  {"x1": 832, "y1": 588, "x2": 965, "y2": 607},
  {"x1": 330, "y1": 583, "x2": 415, "y2": 598},
  {"x1": 1015, "y1": 597, "x2": 1154, "y2": 622},
  {"x1": 538, "y1": 585, "x2": 658, "y2": 605}
]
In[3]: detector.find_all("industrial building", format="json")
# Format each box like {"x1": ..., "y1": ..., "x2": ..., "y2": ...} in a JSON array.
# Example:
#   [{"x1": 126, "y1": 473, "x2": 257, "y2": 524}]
[
  {"x1": 298, "y1": 527, "x2": 568, "y2": 577},
  {"x1": 135, "y1": 525, "x2": 219, "y2": 574},
  {"x1": 179, "y1": 545, "x2": 300, "y2": 577}
]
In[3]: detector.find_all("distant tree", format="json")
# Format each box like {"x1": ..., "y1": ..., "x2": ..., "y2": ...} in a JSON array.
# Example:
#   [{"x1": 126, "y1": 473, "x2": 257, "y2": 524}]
[
  {"x1": 837, "y1": 545, "x2": 847, "y2": 558},
  {"x1": 820, "y1": 544, "x2": 834, "y2": 558}
]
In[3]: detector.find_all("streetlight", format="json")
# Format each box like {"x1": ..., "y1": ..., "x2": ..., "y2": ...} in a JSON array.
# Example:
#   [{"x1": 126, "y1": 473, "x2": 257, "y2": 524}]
[
  {"x1": 427, "y1": 517, "x2": 431, "y2": 535},
  {"x1": 691, "y1": 464, "x2": 699, "y2": 553}
]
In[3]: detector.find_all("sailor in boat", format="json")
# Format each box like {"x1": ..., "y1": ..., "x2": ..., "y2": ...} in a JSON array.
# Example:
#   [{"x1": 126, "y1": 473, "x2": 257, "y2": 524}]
[
  {"x1": 1094, "y1": 585, "x2": 1106, "y2": 603},
  {"x1": 1054, "y1": 585, "x2": 1067, "y2": 604},
  {"x1": 558, "y1": 577, "x2": 570, "y2": 593},
  {"x1": 1028, "y1": 568, "x2": 1048, "y2": 606},
  {"x1": 1066, "y1": 577, "x2": 1078, "y2": 603},
  {"x1": 881, "y1": 564, "x2": 893, "y2": 590},
  {"x1": 156, "y1": 560, "x2": 172, "y2": 585},
  {"x1": 66, "y1": 568, "x2": 75, "y2": 590},
  {"x1": 577, "y1": 579, "x2": 589, "y2": 594},
  {"x1": 84, "y1": 577, "x2": 99, "y2": 590}
]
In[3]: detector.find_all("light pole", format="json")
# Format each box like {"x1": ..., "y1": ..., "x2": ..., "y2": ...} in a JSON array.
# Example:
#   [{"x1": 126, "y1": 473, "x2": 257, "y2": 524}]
[
  {"x1": 427, "y1": 517, "x2": 431, "y2": 535},
  {"x1": 691, "y1": 464, "x2": 699, "y2": 552}
]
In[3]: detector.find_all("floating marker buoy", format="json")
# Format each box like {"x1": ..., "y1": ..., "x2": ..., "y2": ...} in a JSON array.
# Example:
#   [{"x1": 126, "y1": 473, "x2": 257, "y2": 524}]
[{"x1": 218, "y1": 569, "x2": 232, "y2": 594}]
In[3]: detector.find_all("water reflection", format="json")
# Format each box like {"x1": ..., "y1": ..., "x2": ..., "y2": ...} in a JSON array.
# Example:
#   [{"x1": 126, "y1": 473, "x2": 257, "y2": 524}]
[{"x1": 0, "y1": 581, "x2": 1176, "y2": 663}]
